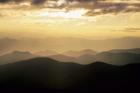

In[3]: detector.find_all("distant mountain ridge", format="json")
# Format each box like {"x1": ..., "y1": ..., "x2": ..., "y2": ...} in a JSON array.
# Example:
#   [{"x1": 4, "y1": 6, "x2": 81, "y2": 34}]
[
  {"x1": 49, "y1": 54, "x2": 76, "y2": 62},
  {"x1": 0, "y1": 51, "x2": 36, "y2": 65},
  {"x1": 1, "y1": 37, "x2": 140, "y2": 54},
  {"x1": 95, "y1": 52, "x2": 140, "y2": 65},
  {"x1": 0, "y1": 48, "x2": 140, "y2": 65},
  {"x1": 36, "y1": 50, "x2": 59, "y2": 56},
  {"x1": 108, "y1": 48, "x2": 140, "y2": 54},
  {"x1": 47, "y1": 48, "x2": 140, "y2": 65},
  {"x1": 62, "y1": 49, "x2": 97, "y2": 57}
]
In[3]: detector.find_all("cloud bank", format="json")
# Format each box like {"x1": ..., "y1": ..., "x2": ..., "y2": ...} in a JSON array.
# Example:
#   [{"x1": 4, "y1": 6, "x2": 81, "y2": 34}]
[
  {"x1": 123, "y1": 27, "x2": 140, "y2": 32},
  {"x1": 0, "y1": 0, "x2": 140, "y2": 16}
]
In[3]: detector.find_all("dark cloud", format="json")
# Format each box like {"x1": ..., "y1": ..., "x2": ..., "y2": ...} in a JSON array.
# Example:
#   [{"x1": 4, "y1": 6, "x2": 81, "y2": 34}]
[
  {"x1": 0, "y1": 0, "x2": 8, "y2": 3},
  {"x1": 32, "y1": 0, "x2": 47, "y2": 5},
  {"x1": 0, "y1": 0, "x2": 24, "y2": 3},
  {"x1": 0, "y1": 0, "x2": 140, "y2": 16},
  {"x1": 83, "y1": 2, "x2": 140, "y2": 16},
  {"x1": 0, "y1": 0, "x2": 47, "y2": 4},
  {"x1": 62, "y1": 0, "x2": 140, "y2": 16}
]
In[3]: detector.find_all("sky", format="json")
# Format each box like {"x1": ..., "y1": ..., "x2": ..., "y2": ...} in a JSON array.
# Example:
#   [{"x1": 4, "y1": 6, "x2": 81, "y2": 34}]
[{"x1": 0, "y1": 0, "x2": 140, "y2": 39}]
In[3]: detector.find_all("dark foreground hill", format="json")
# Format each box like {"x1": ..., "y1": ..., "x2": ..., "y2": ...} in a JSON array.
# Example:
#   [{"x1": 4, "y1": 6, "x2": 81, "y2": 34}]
[{"x1": 0, "y1": 57, "x2": 140, "y2": 92}]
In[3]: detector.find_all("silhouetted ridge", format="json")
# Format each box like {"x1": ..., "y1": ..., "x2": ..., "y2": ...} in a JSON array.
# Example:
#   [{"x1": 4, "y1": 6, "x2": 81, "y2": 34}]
[
  {"x1": 108, "y1": 48, "x2": 140, "y2": 54},
  {"x1": 0, "y1": 57, "x2": 139, "y2": 92},
  {"x1": 46, "y1": 48, "x2": 140, "y2": 65},
  {"x1": 12, "y1": 51, "x2": 31, "y2": 55},
  {"x1": 36, "y1": 50, "x2": 58, "y2": 56},
  {"x1": 95, "y1": 52, "x2": 140, "y2": 65},
  {"x1": 0, "y1": 51, "x2": 36, "y2": 65},
  {"x1": 62, "y1": 49, "x2": 97, "y2": 57},
  {"x1": 49, "y1": 54, "x2": 76, "y2": 63},
  {"x1": 87, "y1": 61, "x2": 114, "y2": 68}
]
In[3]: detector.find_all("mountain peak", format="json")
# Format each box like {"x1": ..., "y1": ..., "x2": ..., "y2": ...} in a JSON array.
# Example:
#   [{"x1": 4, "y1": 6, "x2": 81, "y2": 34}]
[
  {"x1": 12, "y1": 51, "x2": 31, "y2": 55},
  {"x1": 36, "y1": 50, "x2": 58, "y2": 56},
  {"x1": 63, "y1": 49, "x2": 96, "y2": 57},
  {"x1": 0, "y1": 51, "x2": 35, "y2": 65}
]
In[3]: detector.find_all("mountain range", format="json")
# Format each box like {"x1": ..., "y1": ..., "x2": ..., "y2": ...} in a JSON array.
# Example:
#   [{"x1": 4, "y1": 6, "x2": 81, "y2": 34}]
[
  {"x1": 36, "y1": 50, "x2": 59, "y2": 56},
  {"x1": 0, "y1": 51, "x2": 36, "y2": 65},
  {"x1": 0, "y1": 48, "x2": 140, "y2": 65},
  {"x1": 0, "y1": 57, "x2": 139, "y2": 92},
  {"x1": 107, "y1": 48, "x2": 140, "y2": 54},
  {"x1": 62, "y1": 49, "x2": 97, "y2": 57},
  {"x1": 49, "y1": 48, "x2": 140, "y2": 65},
  {"x1": 95, "y1": 52, "x2": 140, "y2": 65},
  {"x1": 1, "y1": 37, "x2": 140, "y2": 54}
]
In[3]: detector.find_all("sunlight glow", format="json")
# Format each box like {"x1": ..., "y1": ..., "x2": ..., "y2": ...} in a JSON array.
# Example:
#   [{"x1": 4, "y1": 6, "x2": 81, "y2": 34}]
[{"x1": 39, "y1": 8, "x2": 88, "y2": 18}]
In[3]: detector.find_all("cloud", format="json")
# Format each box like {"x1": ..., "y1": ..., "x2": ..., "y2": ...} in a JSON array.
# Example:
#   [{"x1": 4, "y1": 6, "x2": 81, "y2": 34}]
[
  {"x1": 113, "y1": 27, "x2": 140, "y2": 32},
  {"x1": 124, "y1": 27, "x2": 140, "y2": 32},
  {"x1": 32, "y1": 0, "x2": 47, "y2": 5},
  {"x1": 0, "y1": 0, "x2": 25, "y2": 3},
  {"x1": 0, "y1": 0, "x2": 47, "y2": 5},
  {"x1": 83, "y1": 1, "x2": 140, "y2": 16},
  {"x1": 0, "y1": 0, "x2": 140, "y2": 16}
]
